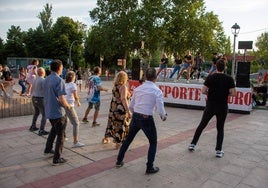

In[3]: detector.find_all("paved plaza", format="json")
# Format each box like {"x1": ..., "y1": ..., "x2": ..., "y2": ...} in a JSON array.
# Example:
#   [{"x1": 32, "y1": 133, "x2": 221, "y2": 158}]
[{"x1": 0, "y1": 80, "x2": 268, "y2": 188}]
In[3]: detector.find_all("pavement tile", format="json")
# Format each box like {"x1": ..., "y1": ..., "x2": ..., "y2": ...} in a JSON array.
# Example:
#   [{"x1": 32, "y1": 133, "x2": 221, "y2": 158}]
[{"x1": 1, "y1": 80, "x2": 268, "y2": 188}]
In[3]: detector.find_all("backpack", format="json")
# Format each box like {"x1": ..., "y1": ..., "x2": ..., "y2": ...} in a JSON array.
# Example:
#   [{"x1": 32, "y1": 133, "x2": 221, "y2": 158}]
[{"x1": 86, "y1": 76, "x2": 97, "y2": 102}]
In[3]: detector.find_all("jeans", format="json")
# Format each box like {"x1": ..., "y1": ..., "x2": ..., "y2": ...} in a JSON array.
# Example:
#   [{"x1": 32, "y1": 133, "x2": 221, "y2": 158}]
[
  {"x1": 169, "y1": 65, "x2": 181, "y2": 78},
  {"x1": 117, "y1": 112, "x2": 157, "y2": 169},
  {"x1": 45, "y1": 116, "x2": 67, "y2": 162},
  {"x1": 31, "y1": 97, "x2": 46, "y2": 130},
  {"x1": 191, "y1": 102, "x2": 228, "y2": 151},
  {"x1": 65, "y1": 107, "x2": 79, "y2": 137},
  {"x1": 18, "y1": 80, "x2": 26, "y2": 94}
]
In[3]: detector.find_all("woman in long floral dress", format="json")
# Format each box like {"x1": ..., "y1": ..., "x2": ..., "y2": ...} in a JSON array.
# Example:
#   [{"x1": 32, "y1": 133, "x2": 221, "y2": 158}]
[{"x1": 102, "y1": 71, "x2": 131, "y2": 149}]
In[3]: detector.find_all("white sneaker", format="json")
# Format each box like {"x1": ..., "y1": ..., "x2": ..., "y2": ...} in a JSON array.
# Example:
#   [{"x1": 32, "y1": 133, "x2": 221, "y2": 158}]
[
  {"x1": 72, "y1": 142, "x2": 85, "y2": 148},
  {"x1": 188, "y1": 144, "x2": 195, "y2": 151},
  {"x1": 216, "y1": 150, "x2": 224, "y2": 158}
]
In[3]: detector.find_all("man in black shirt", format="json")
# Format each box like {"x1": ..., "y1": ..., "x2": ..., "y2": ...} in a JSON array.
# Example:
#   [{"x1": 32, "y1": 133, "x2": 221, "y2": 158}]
[{"x1": 188, "y1": 59, "x2": 236, "y2": 158}]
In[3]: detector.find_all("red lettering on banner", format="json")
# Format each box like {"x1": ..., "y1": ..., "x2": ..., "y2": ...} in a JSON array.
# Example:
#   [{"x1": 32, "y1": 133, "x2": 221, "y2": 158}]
[
  {"x1": 180, "y1": 87, "x2": 187, "y2": 99},
  {"x1": 234, "y1": 91, "x2": 244, "y2": 105},
  {"x1": 172, "y1": 87, "x2": 179, "y2": 98},
  {"x1": 244, "y1": 92, "x2": 252, "y2": 106},
  {"x1": 159, "y1": 85, "x2": 165, "y2": 94},
  {"x1": 159, "y1": 85, "x2": 202, "y2": 101},
  {"x1": 195, "y1": 88, "x2": 201, "y2": 100},
  {"x1": 228, "y1": 91, "x2": 251, "y2": 106},
  {"x1": 165, "y1": 86, "x2": 172, "y2": 97}
]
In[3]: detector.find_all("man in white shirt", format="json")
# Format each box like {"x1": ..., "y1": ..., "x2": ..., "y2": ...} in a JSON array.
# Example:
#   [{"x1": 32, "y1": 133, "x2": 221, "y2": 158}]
[{"x1": 116, "y1": 67, "x2": 168, "y2": 174}]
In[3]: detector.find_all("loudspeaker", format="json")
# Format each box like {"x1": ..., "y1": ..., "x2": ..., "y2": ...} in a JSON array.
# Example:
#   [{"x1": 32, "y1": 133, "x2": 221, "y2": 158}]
[
  {"x1": 236, "y1": 74, "x2": 250, "y2": 87},
  {"x1": 237, "y1": 62, "x2": 250, "y2": 75},
  {"x1": 236, "y1": 62, "x2": 250, "y2": 88},
  {"x1": 238, "y1": 41, "x2": 253, "y2": 49},
  {"x1": 132, "y1": 59, "x2": 141, "y2": 80}
]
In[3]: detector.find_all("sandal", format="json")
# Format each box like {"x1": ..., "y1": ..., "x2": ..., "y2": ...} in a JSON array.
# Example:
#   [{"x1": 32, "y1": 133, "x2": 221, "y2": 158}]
[{"x1": 102, "y1": 138, "x2": 110, "y2": 144}]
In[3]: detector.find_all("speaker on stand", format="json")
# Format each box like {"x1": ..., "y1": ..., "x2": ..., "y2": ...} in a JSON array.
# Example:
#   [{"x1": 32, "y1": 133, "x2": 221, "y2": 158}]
[
  {"x1": 236, "y1": 61, "x2": 250, "y2": 88},
  {"x1": 132, "y1": 59, "x2": 141, "y2": 81}
]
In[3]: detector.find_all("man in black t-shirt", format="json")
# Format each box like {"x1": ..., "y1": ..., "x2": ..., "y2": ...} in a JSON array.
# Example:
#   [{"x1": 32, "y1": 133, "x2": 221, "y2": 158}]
[{"x1": 188, "y1": 59, "x2": 236, "y2": 158}]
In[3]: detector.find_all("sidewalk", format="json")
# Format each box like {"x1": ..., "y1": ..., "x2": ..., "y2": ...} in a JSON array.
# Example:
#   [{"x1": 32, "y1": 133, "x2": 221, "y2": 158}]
[{"x1": 0, "y1": 80, "x2": 268, "y2": 188}]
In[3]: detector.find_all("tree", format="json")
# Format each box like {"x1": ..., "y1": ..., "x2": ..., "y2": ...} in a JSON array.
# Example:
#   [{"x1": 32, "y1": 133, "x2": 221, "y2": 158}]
[
  {"x1": 255, "y1": 32, "x2": 268, "y2": 69},
  {"x1": 50, "y1": 17, "x2": 85, "y2": 68},
  {"x1": 4, "y1": 26, "x2": 26, "y2": 57},
  {"x1": 24, "y1": 26, "x2": 51, "y2": 58},
  {"x1": 0, "y1": 38, "x2": 5, "y2": 63},
  {"x1": 89, "y1": 0, "x2": 139, "y2": 63},
  {"x1": 37, "y1": 3, "x2": 53, "y2": 32},
  {"x1": 88, "y1": 0, "x2": 230, "y2": 69}
]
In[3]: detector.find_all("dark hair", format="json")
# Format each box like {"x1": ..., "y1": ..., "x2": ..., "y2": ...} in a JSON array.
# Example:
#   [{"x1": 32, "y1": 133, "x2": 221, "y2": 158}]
[
  {"x1": 65, "y1": 71, "x2": 75, "y2": 83},
  {"x1": 145, "y1": 67, "x2": 156, "y2": 81},
  {"x1": 50, "y1": 59, "x2": 62, "y2": 72},
  {"x1": 93, "y1": 66, "x2": 101, "y2": 74},
  {"x1": 31, "y1": 59, "x2": 39, "y2": 65},
  {"x1": 216, "y1": 59, "x2": 225, "y2": 72}
]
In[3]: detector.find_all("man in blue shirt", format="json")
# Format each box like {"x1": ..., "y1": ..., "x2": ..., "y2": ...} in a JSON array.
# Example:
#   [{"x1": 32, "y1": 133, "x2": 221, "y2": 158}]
[{"x1": 43, "y1": 59, "x2": 71, "y2": 166}]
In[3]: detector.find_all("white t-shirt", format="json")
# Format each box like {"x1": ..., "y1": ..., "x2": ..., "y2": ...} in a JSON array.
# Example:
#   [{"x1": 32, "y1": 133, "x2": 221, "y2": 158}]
[{"x1": 65, "y1": 82, "x2": 77, "y2": 107}]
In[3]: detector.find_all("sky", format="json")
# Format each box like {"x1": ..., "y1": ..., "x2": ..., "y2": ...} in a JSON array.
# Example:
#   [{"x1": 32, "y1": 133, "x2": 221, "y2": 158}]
[{"x1": 0, "y1": 0, "x2": 268, "y2": 49}]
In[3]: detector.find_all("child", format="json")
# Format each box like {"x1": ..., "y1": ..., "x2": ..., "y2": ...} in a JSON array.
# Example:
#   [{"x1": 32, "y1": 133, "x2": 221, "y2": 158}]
[
  {"x1": 26, "y1": 59, "x2": 39, "y2": 96},
  {"x1": 18, "y1": 67, "x2": 27, "y2": 96},
  {"x1": 65, "y1": 71, "x2": 85, "y2": 148}
]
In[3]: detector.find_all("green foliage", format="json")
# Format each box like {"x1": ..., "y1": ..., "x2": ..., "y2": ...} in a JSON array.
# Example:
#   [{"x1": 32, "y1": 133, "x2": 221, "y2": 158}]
[
  {"x1": 88, "y1": 0, "x2": 231, "y2": 69},
  {"x1": 1, "y1": 0, "x2": 262, "y2": 73},
  {"x1": 37, "y1": 3, "x2": 53, "y2": 32},
  {"x1": 5, "y1": 26, "x2": 26, "y2": 57},
  {"x1": 255, "y1": 32, "x2": 268, "y2": 70}
]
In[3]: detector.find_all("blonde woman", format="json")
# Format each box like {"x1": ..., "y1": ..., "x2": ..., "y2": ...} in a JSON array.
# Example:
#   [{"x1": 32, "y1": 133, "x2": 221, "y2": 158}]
[
  {"x1": 65, "y1": 71, "x2": 85, "y2": 148},
  {"x1": 102, "y1": 71, "x2": 132, "y2": 149}
]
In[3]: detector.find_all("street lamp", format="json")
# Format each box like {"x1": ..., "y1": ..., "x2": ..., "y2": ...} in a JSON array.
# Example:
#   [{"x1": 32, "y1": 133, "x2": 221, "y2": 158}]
[
  {"x1": 68, "y1": 40, "x2": 79, "y2": 68},
  {"x1": 231, "y1": 23, "x2": 240, "y2": 80}
]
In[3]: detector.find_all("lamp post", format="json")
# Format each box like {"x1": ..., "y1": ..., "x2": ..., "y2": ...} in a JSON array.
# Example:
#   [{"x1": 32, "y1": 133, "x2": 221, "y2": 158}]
[
  {"x1": 69, "y1": 40, "x2": 79, "y2": 68},
  {"x1": 231, "y1": 23, "x2": 240, "y2": 80}
]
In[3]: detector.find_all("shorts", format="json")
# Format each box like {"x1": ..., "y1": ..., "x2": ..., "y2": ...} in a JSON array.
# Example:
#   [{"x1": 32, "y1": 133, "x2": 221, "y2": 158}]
[
  {"x1": 182, "y1": 63, "x2": 190, "y2": 69},
  {"x1": 87, "y1": 101, "x2": 100, "y2": 111},
  {"x1": 76, "y1": 80, "x2": 83, "y2": 85},
  {"x1": 159, "y1": 64, "x2": 167, "y2": 69}
]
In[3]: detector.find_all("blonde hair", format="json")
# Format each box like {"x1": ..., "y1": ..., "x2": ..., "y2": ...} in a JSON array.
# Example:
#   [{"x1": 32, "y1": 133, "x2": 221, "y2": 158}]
[{"x1": 114, "y1": 71, "x2": 128, "y2": 85}]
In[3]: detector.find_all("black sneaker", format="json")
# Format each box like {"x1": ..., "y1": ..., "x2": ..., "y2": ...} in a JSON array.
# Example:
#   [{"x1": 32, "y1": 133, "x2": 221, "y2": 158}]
[
  {"x1": 146, "y1": 166, "x2": 159, "y2": 174},
  {"x1": 82, "y1": 118, "x2": 89, "y2": 123},
  {"x1": 29, "y1": 127, "x2": 39, "y2": 131},
  {"x1": 52, "y1": 158, "x2": 68, "y2": 166},
  {"x1": 44, "y1": 150, "x2": 54, "y2": 157},
  {"x1": 115, "y1": 161, "x2": 124, "y2": 168},
  {"x1": 92, "y1": 122, "x2": 100, "y2": 127},
  {"x1": 38, "y1": 130, "x2": 49, "y2": 136}
]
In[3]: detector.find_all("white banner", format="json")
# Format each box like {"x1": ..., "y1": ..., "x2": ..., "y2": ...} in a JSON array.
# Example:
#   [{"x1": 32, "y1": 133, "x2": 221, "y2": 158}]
[{"x1": 156, "y1": 82, "x2": 252, "y2": 112}]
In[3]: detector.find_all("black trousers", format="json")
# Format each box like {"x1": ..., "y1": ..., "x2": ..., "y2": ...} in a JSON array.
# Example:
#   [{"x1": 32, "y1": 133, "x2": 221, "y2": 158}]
[
  {"x1": 44, "y1": 116, "x2": 67, "y2": 162},
  {"x1": 191, "y1": 102, "x2": 228, "y2": 151}
]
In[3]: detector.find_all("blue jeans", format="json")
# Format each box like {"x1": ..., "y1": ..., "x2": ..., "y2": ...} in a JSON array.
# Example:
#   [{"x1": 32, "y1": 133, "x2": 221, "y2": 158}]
[
  {"x1": 45, "y1": 116, "x2": 67, "y2": 162},
  {"x1": 18, "y1": 80, "x2": 26, "y2": 94},
  {"x1": 117, "y1": 112, "x2": 157, "y2": 169},
  {"x1": 169, "y1": 65, "x2": 181, "y2": 78}
]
